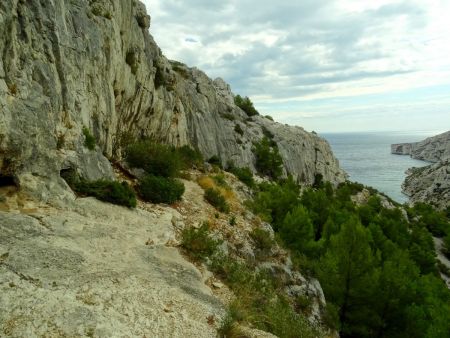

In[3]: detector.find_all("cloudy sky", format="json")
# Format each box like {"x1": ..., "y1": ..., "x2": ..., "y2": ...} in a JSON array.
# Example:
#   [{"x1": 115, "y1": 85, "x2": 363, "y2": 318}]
[{"x1": 142, "y1": 0, "x2": 450, "y2": 133}]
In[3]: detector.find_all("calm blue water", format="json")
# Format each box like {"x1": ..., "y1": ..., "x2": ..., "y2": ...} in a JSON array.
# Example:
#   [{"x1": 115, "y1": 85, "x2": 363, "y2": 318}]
[{"x1": 321, "y1": 131, "x2": 437, "y2": 204}]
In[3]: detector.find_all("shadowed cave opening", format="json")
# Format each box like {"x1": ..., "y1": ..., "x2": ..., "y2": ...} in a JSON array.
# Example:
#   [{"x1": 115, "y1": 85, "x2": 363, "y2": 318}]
[{"x1": 0, "y1": 175, "x2": 16, "y2": 187}]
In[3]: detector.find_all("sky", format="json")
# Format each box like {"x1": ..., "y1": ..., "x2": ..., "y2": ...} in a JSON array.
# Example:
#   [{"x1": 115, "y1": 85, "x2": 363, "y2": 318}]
[{"x1": 142, "y1": 0, "x2": 450, "y2": 133}]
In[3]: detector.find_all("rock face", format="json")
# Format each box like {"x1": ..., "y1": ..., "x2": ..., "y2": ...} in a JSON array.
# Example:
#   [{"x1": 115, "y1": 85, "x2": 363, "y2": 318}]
[
  {"x1": 0, "y1": 0, "x2": 345, "y2": 203},
  {"x1": 391, "y1": 131, "x2": 450, "y2": 162},
  {"x1": 392, "y1": 131, "x2": 450, "y2": 209}
]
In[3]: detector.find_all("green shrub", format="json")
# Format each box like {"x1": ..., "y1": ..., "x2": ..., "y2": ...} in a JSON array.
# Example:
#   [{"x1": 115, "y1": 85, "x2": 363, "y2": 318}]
[
  {"x1": 234, "y1": 124, "x2": 244, "y2": 136},
  {"x1": 229, "y1": 166, "x2": 254, "y2": 187},
  {"x1": 253, "y1": 137, "x2": 283, "y2": 180},
  {"x1": 125, "y1": 141, "x2": 181, "y2": 178},
  {"x1": 234, "y1": 94, "x2": 259, "y2": 117},
  {"x1": 261, "y1": 126, "x2": 275, "y2": 140},
  {"x1": 138, "y1": 174, "x2": 184, "y2": 204},
  {"x1": 177, "y1": 145, "x2": 204, "y2": 169},
  {"x1": 83, "y1": 127, "x2": 96, "y2": 150},
  {"x1": 212, "y1": 174, "x2": 228, "y2": 188},
  {"x1": 220, "y1": 112, "x2": 235, "y2": 121},
  {"x1": 265, "y1": 115, "x2": 274, "y2": 121},
  {"x1": 75, "y1": 179, "x2": 136, "y2": 208},
  {"x1": 204, "y1": 187, "x2": 229, "y2": 213},
  {"x1": 181, "y1": 222, "x2": 222, "y2": 260},
  {"x1": 250, "y1": 228, "x2": 274, "y2": 252}
]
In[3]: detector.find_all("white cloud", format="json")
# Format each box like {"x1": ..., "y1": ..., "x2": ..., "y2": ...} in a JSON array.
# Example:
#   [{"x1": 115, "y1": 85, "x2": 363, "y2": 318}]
[{"x1": 142, "y1": 0, "x2": 450, "y2": 132}]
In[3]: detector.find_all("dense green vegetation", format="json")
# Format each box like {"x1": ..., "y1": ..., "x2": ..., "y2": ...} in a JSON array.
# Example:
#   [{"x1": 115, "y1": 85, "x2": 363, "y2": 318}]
[
  {"x1": 234, "y1": 94, "x2": 259, "y2": 116},
  {"x1": 138, "y1": 174, "x2": 185, "y2": 204},
  {"x1": 125, "y1": 140, "x2": 183, "y2": 178},
  {"x1": 248, "y1": 179, "x2": 450, "y2": 338},
  {"x1": 125, "y1": 141, "x2": 202, "y2": 204},
  {"x1": 62, "y1": 169, "x2": 136, "y2": 208}
]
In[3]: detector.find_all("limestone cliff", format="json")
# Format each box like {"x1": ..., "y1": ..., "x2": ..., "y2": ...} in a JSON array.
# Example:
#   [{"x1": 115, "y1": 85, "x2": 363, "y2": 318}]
[
  {"x1": 391, "y1": 131, "x2": 450, "y2": 162},
  {"x1": 0, "y1": 0, "x2": 345, "y2": 203},
  {"x1": 392, "y1": 131, "x2": 450, "y2": 209}
]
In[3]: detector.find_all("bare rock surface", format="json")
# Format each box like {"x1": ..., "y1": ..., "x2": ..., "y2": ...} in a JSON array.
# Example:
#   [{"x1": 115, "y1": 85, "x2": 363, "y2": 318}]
[{"x1": 0, "y1": 197, "x2": 223, "y2": 337}]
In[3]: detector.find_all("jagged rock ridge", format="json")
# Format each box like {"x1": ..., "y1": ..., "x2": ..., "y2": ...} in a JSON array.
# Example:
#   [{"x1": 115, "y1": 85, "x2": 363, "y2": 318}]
[
  {"x1": 0, "y1": 0, "x2": 345, "y2": 202},
  {"x1": 392, "y1": 131, "x2": 450, "y2": 209}
]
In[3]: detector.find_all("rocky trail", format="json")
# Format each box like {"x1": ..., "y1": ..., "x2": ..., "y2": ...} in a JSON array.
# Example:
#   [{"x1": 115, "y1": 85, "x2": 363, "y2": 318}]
[{"x1": 0, "y1": 184, "x2": 224, "y2": 337}]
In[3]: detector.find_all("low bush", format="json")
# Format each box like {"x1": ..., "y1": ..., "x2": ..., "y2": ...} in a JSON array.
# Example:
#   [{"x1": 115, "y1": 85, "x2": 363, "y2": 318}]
[
  {"x1": 212, "y1": 173, "x2": 228, "y2": 188},
  {"x1": 125, "y1": 141, "x2": 181, "y2": 178},
  {"x1": 234, "y1": 94, "x2": 259, "y2": 117},
  {"x1": 75, "y1": 179, "x2": 136, "y2": 208},
  {"x1": 229, "y1": 166, "x2": 254, "y2": 188},
  {"x1": 220, "y1": 112, "x2": 235, "y2": 121},
  {"x1": 204, "y1": 187, "x2": 230, "y2": 213},
  {"x1": 250, "y1": 228, "x2": 274, "y2": 253},
  {"x1": 181, "y1": 222, "x2": 222, "y2": 260},
  {"x1": 178, "y1": 145, "x2": 204, "y2": 170},
  {"x1": 83, "y1": 127, "x2": 96, "y2": 151},
  {"x1": 138, "y1": 174, "x2": 184, "y2": 204}
]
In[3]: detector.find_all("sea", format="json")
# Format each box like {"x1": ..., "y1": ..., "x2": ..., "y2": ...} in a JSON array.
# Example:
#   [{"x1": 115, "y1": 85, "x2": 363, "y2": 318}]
[{"x1": 321, "y1": 131, "x2": 439, "y2": 204}]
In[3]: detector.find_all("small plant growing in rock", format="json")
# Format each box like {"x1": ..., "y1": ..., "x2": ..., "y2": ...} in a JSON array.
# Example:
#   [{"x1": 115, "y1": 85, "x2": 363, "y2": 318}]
[
  {"x1": 229, "y1": 215, "x2": 236, "y2": 226},
  {"x1": 250, "y1": 228, "x2": 274, "y2": 253},
  {"x1": 138, "y1": 174, "x2": 185, "y2": 204},
  {"x1": 82, "y1": 127, "x2": 96, "y2": 151},
  {"x1": 204, "y1": 187, "x2": 229, "y2": 213},
  {"x1": 234, "y1": 124, "x2": 244, "y2": 136},
  {"x1": 181, "y1": 222, "x2": 222, "y2": 260},
  {"x1": 7, "y1": 83, "x2": 17, "y2": 96}
]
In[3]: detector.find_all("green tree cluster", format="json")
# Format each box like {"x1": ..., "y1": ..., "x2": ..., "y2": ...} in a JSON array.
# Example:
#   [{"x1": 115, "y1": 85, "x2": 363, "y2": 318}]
[{"x1": 248, "y1": 180, "x2": 450, "y2": 337}]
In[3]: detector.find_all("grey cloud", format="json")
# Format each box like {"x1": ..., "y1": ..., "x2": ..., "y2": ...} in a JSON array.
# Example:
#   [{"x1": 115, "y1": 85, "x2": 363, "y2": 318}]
[{"x1": 146, "y1": 0, "x2": 430, "y2": 101}]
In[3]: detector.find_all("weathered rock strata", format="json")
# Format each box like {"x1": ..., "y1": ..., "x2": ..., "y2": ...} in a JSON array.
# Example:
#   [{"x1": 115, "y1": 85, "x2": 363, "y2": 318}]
[{"x1": 0, "y1": 0, "x2": 345, "y2": 204}]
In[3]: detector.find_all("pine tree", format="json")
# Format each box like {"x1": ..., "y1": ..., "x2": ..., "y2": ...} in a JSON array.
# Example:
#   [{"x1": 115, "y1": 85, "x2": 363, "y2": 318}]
[{"x1": 318, "y1": 217, "x2": 379, "y2": 337}]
